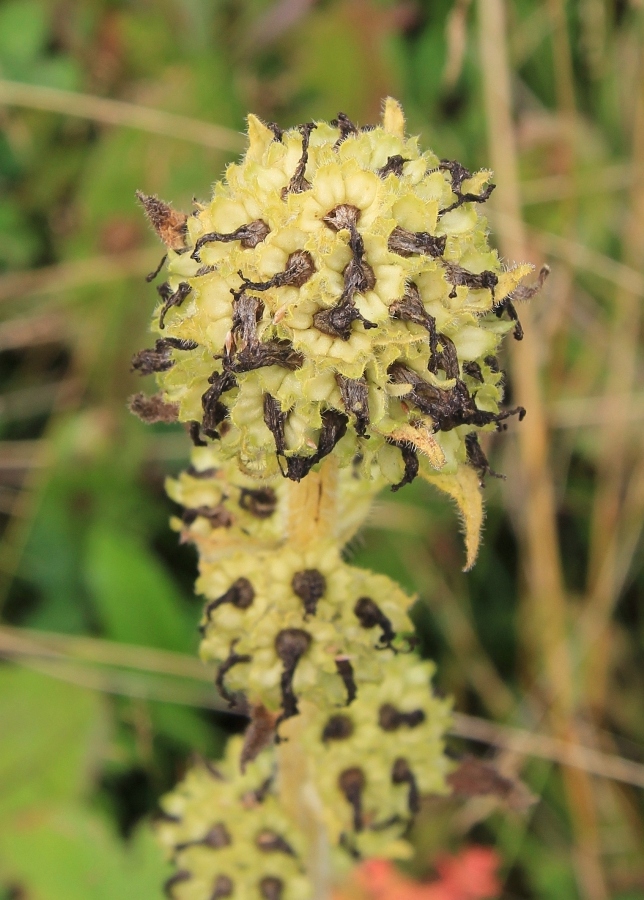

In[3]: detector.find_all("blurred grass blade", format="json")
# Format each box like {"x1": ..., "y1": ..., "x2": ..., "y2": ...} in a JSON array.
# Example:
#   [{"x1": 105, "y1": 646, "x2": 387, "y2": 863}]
[{"x1": 0, "y1": 79, "x2": 245, "y2": 151}]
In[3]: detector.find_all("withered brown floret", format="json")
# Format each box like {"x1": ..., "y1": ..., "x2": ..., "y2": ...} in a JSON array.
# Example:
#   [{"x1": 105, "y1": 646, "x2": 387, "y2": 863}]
[
  {"x1": 336, "y1": 375, "x2": 370, "y2": 437},
  {"x1": 182, "y1": 505, "x2": 233, "y2": 529},
  {"x1": 335, "y1": 658, "x2": 357, "y2": 705},
  {"x1": 215, "y1": 643, "x2": 252, "y2": 707},
  {"x1": 129, "y1": 392, "x2": 179, "y2": 424},
  {"x1": 146, "y1": 253, "x2": 167, "y2": 283},
  {"x1": 353, "y1": 597, "x2": 396, "y2": 648},
  {"x1": 378, "y1": 704, "x2": 426, "y2": 731},
  {"x1": 256, "y1": 830, "x2": 295, "y2": 855},
  {"x1": 238, "y1": 250, "x2": 315, "y2": 291},
  {"x1": 259, "y1": 876, "x2": 284, "y2": 900},
  {"x1": 391, "y1": 757, "x2": 420, "y2": 814},
  {"x1": 202, "y1": 371, "x2": 236, "y2": 438},
  {"x1": 493, "y1": 267, "x2": 550, "y2": 342},
  {"x1": 331, "y1": 112, "x2": 359, "y2": 148},
  {"x1": 377, "y1": 155, "x2": 407, "y2": 178},
  {"x1": 388, "y1": 363, "x2": 525, "y2": 432},
  {"x1": 266, "y1": 121, "x2": 284, "y2": 142},
  {"x1": 164, "y1": 870, "x2": 192, "y2": 899},
  {"x1": 282, "y1": 123, "x2": 316, "y2": 197},
  {"x1": 390, "y1": 283, "x2": 460, "y2": 378},
  {"x1": 462, "y1": 361, "x2": 484, "y2": 382},
  {"x1": 157, "y1": 281, "x2": 192, "y2": 329},
  {"x1": 313, "y1": 297, "x2": 376, "y2": 341},
  {"x1": 291, "y1": 569, "x2": 327, "y2": 618},
  {"x1": 204, "y1": 578, "x2": 255, "y2": 624},
  {"x1": 239, "y1": 487, "x2": 278, "y2": 519},
  {"x1": 388, "y1": 225, "x2": 446, "y2": 259},
  {"x1": 224, "y1": 292, "x2": 304, "y2": 374},
  {"x1": 191, "y1": 219, "x2": 270, "y2": 260},
  {"x1": 275, "y1": 628, "x2": 312, "y2": 720},
  {"x1": 338, "y1": 767, "x2": 366, "y2": 831},
  {"x1": 136, "y1": 191, "x2": 188, "y2": 251},
  {"x1": 386, "y1": 437, "x2": 419, "y2": 493},
  {"x1": 132, "y1": 337, "x2": 199, "y2": 375},
  {"x1": 322, "y1": 714, "x2": 354, "y2": 742},
  {"x1": 441, "y1": 261, "x2": 498, "y2": 301},
  {"x1": 263, "y1": 396, "x2": 348, "y2": 482},
  {"x1": 437, "y1": 159, "x2": 496, "y2": 215},
  {"x1": 175, "y1": 822, "x2": 231, "y2": 851},
  {"x1": 464, "y1": 433, "x2": 504, "y2": 483},
  {"x1": 211, "y1": 875, "x2": 234, "y2": 899},
  {"x1": 188, "y1": 420, "x2": 208, "y2": 447}
]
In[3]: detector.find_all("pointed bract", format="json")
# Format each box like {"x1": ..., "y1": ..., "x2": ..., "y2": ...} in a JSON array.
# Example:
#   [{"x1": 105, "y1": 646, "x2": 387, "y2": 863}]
[{"x1": 136, "y1": 191, "x2": 188, "y2": 250}]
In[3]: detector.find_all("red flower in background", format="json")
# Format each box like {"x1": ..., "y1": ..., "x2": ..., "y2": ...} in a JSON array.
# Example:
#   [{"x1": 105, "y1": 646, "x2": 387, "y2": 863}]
[{"x1": 337, "y1": 847, "x2": 501, "y2": 900}]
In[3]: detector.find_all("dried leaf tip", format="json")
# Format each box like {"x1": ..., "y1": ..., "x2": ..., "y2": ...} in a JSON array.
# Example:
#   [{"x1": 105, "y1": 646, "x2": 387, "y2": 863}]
[
  {"x1": 136, "y1": 191, "x2": 188, "y2": 251},
  {"x1": 382, "y1": 97, "x2": 405, "y2": 138},
  {"x1": 421, "y1": 464, "x2": 484, "y2": 571}
]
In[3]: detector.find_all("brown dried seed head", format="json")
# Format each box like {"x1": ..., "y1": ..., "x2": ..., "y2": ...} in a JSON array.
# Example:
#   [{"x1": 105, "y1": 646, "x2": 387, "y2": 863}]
[
  {"x1": 182, "y1": 504, "x2": 233, "y2": 529},
  {"x1": 205, "y1": 578, "x2": 255, "y2": 621},
  {"x1": 377, "y1": 155, "x2": 407, "y2": 178},
  {"x1": 285, "y1": 249, "x2": 316, "y2": 287},
  {"x1": 338, "y1": 767, "x2": 366, "y2": 831},
  {"x1": 129, "y1": 393, "x2": 179, "y2": 424},
  {"x1": 240, "y1": 704, "x2": 278, "y2": 772},
  {"x1": 313, "y1": 298, "x2": 376, "y2": 341},
  {"x1": 391, "y1": 757, "x2": 420, "y2": 814},
  {"x1": 388, "y1": 225, "x2": 446, "y2": 259},
  {"x1": 259, "y1": 876, "x2": 284, "y2": 900},
  {"x1": 291, "y1": 569, "x2": 327, "y2": 616},
  {"x1": 239, "y1": 219, "x2": 270, "y2": 249},
  {"x1": 164, "y1": 870, "x2": 191, "y2": 898},
  {"x1": 336, "y1": 375, "x2": 370, "y2": 436},
  {"x1": 275, "y1": 628, "x2": 311, "y2": 664},
  {"x1": 282, "y1": 123, "x2": 316, "y2": 197},
  {"x1": 323, "y1": 204, "x2": 360, "y2": 231},
  {"x1": 322, "y1": 714, "x2": 354, "y2": 742},
  {"x1": 255, "y1": 830, "x2": 295, "y2": 855},
  {"x1": 211, "y1": 874, "x2": 234, "y2": 899},
  {"x1": 203, "y1": 823, "x2": 232, "y2": 848},
  {"x1": 353, "y1": 596, "x2": 396, "y2": 645},
  {"x1": 378, "y1": 703, "x2": 426, "y2": 731},
  {"x1": 335, "y1": 658, "x2": 357, "y2": 705},
  {"x1": 239, "y1": 486, "x2": 278, "y2": 519}
]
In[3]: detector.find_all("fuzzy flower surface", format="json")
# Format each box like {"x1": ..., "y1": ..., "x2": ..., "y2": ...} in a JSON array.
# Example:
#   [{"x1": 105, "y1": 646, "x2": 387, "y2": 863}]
[
  {"x1": 133, "y1": 101, "x2": 542, "y2": 900},
  {"x1": 134, "y1": 99, "x2": 545, "y2": 566}
]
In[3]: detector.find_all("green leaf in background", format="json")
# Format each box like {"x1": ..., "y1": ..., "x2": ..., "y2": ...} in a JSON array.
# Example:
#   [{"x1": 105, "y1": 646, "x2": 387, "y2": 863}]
[
  {"x1": 0, "y1": 669, "x2": 168, "y2": 899},
  {"x1": 150, "y1": 702, "x2": 224, "y2": 758},
  {"x1": 1, "y1": 808, "x2": 168, "y2": 900},
  {"x1": 0, "y1": 1, "x2": 48, "y2": 72},
  {"x1": 0, "y1": 667, "x2": 106, "y2": 823},
  {"x1": 84, "y1": 523, "x2": 195, "y2": 653},
  {"x1": 0, "y1": 200, "x2": 42, "y2": 269}
]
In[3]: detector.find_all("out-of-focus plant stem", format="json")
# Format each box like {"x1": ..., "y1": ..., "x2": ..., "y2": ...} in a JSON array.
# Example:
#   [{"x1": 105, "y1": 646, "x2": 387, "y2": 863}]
[
  {"x1": 279, "y1": 458, "x2": 339, "y2": 900},
  {"x1": 584, "y1": 36, "x2": 644, "y2": 713},
  {"x1": 0, "y1": 79, "x2": 245, "y2": 151},
  {"x1": 542, "y1": 0, "x2": 578, "y2": 345},
  {"x1": 476, "y1": 2, "x2": 607, "y2": 898}
]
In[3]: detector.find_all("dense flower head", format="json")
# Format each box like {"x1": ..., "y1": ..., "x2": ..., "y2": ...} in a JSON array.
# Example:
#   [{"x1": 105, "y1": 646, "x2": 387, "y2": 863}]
[
  {"x1": 165, "y1": 448, "x2": 384, "y2": 564},
  {"x1": 139, "y1": 101, "x2": 540, "y2": 900},
  {"x1": 197, "y1": 539, "x2": 415, "y2": 713},
  {"x1": 158, "y1": 737, "x2": 312, "y2": 900},
  {"x1": 297, "y1": 657, "x2": 451, "y2": 858},
  {"x1": 133, "y1": 100, "x2": 543, "y2": 504}
]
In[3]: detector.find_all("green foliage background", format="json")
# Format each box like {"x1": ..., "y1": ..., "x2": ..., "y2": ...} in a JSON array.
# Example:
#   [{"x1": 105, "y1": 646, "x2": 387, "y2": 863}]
[{"x1": 0, "y1": 1, "x2": 642, "y2": 898}]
